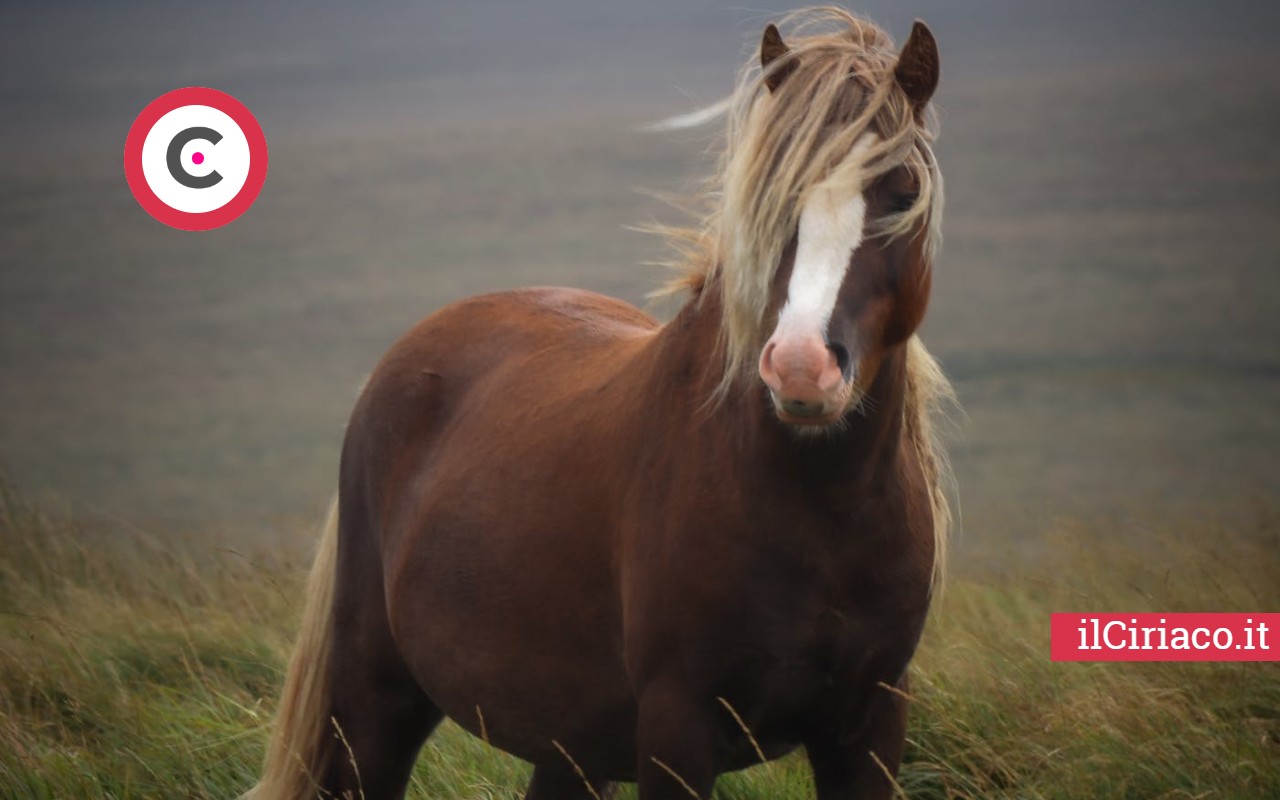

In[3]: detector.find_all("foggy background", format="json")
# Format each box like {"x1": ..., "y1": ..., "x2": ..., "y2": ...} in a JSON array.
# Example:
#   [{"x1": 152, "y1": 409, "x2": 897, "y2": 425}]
[{"x1": 3, "y1": 1, "x2": 1280, "y2": 562}]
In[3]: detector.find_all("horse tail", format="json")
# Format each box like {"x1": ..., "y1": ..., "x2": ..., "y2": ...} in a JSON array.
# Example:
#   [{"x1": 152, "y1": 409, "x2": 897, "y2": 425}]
[{"x1": 244, "y1": 497, "x2": 340, "y2": 800}]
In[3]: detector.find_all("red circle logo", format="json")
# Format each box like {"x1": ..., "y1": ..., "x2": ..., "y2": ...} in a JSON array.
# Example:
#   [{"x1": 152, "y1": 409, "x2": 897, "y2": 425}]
[{"x1": 124, "y1": 87, "x2": 268, "y2": 231}]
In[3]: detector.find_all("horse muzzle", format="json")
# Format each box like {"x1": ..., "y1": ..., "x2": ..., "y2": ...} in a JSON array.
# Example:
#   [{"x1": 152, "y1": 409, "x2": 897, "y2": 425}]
[{"x1": 758, "y1": 335, "x2": 848, "y2": 425}]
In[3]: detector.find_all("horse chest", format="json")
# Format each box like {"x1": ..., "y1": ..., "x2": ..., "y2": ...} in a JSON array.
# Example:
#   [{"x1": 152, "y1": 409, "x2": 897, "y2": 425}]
[
  {"x1": 682, "y1": 593, "x2": 920, "y2": 769},
  {"x1": 704, "y1": 542, "x2": 931, "y2": 739},
  {"x1": 768, "y1": 595, "x2": 918, "y2": 690},
  {"x1": 754, "y1": 519, "x2": 930, "y2": 676}
]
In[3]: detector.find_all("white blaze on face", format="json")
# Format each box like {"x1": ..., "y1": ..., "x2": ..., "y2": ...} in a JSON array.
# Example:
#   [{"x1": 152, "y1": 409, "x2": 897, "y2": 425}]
[
  {"x1": 771, "y1": 135, "x2": 877, "y2": 347},
  {"x1": 772, "y1": 186, "x2": 867, "y2": 343},
  {"x1": 773, "y1": 186, "x2": 865, "y2": 337}
]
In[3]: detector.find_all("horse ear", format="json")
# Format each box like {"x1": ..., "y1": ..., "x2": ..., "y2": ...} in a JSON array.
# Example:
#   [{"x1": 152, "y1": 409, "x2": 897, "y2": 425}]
[
  {"x1": 894, "y1": 20, "x2": 939, "y2": 112},
  {"x1": 761, "y1": 23, "x2": 797, "y2": 93}
]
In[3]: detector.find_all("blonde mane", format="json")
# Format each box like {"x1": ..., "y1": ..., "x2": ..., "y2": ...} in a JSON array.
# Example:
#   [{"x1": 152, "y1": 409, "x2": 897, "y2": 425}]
[{"x1": 655, "y1": 6, "x2": 956, "y2": 588}]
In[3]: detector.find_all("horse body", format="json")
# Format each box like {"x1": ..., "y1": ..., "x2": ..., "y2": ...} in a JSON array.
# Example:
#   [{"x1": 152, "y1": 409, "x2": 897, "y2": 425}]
[
  {"x1": 332, "y1": 285, "x2": 933, "y2": 790},
  {"x1": 251, "y1": 9, "x2": 953, "y2": 799}
]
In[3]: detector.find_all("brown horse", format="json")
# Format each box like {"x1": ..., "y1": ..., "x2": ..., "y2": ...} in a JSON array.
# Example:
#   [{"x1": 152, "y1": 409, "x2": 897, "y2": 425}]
[{"x1": 248, "y1": 8, "x2": 955, "y2": 800}]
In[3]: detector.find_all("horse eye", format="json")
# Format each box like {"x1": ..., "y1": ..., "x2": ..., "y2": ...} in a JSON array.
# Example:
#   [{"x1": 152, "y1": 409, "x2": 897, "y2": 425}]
[{"x1": 889, "y1": 193, "x2": 918, "y2": 214}]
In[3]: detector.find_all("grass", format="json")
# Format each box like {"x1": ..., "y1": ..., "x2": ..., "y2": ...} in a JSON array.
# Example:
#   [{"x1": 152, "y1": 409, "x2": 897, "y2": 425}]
[{"x1": 1, "y1": 482, "x2": 1276, "y2": 799}]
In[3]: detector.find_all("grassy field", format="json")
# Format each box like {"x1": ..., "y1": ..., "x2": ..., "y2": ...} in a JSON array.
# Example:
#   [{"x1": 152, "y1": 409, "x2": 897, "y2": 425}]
[
  {"x1": 4, "y1": 6, "x2": 1280, "y2": 798},
  {"x1": 2, "y1": 481, "x2": 1276, "y2": 799}
]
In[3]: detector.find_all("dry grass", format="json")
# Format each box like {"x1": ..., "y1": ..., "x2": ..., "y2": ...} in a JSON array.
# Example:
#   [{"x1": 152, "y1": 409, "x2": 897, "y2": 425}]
[
  {"x1": 0, "y1": 480, "x2": 1276, "y2": 798},
  {"x1": 901, "y1": 517, "x2": 1280, "y2": 799}
]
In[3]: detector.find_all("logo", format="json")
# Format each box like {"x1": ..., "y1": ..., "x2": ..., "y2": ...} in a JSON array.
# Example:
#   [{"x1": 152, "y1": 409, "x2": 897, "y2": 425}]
[{"x1": 124, "y1": 87, "x2": 268, "y2": 231}]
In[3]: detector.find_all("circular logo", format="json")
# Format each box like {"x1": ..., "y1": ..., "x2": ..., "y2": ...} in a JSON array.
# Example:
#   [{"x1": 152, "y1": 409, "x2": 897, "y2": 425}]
[{"x1": 124, "y1": 87, "x2": 268, "y2": 231}]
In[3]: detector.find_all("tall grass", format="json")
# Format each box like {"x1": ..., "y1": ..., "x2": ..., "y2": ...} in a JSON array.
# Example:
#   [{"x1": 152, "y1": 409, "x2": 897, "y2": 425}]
[
  {"x1": 902, "y1": 518, "x2": 1280, "y2": 799},
  {"x1": 1, "y1": 482, "x2": 1276, "y2": 799}
]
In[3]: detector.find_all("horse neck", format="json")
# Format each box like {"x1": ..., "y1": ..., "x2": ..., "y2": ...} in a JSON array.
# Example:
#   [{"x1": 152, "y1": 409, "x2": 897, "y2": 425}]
[{"x1": 649, "y1": 278, "x2": 910, "y2": 487}]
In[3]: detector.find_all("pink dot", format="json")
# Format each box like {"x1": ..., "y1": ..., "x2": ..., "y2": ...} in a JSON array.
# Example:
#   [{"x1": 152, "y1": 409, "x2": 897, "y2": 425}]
[{"x1": 192, "y1": 152, "x2": 205, "y2": 165}]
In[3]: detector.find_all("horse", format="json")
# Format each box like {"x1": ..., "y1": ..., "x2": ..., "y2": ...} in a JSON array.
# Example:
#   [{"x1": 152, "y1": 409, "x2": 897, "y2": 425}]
[{"x1": 248, "y1": 7, "x2": 955, "y2": 799}]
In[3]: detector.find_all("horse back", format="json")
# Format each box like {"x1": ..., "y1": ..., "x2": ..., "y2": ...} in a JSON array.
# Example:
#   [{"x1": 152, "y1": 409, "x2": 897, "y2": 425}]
[{"x1": 344, "y1": 285, "x2": 659, "y2": 549}]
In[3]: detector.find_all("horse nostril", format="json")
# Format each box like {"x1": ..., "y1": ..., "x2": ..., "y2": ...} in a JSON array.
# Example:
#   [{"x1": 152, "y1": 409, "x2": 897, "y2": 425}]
[
  {"x1": 827, "y1": 342, "x2": 851, "y2": 377},
  {"x1": 758, "y1": 341, "x2": 781, "y2": 389},
  {"x1": 781, "y1": 398, "x2": 823, "y2": 418}
]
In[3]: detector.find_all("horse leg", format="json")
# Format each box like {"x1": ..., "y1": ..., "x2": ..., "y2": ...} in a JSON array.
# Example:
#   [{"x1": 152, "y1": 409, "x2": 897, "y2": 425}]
[
  {"x1": 523, "y1": 763, "x2": 615, "y2": 800},
  {"x1": 251, "y1": 500, "x2": 444, "y2": 800},
  {"x1": 324, "y1": 647, "x2": 443, "y2": 799},
  {"x1": 804, "y1": 675, "x2": 911, "y2": 800},
  {"x1": 634, "y1": 681, "x2": 718, "y2": 800},
  {"x1": 321, "y1": 505, "x2": 445, "y2": 799}
]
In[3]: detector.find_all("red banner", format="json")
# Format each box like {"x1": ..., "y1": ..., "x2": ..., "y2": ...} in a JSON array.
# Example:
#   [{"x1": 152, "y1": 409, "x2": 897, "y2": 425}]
[{"x1": 1051, "y1": 613, "x2": 1279, "y2": 662}]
